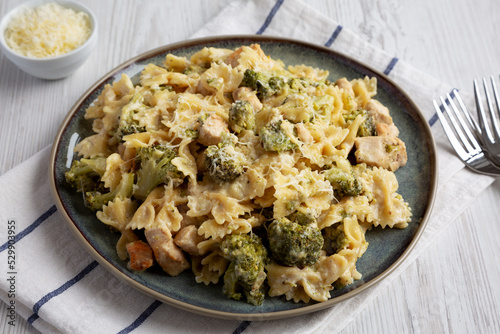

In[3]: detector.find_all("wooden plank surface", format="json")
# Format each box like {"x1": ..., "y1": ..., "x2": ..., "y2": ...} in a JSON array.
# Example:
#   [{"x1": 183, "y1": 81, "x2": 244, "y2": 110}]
[{"x1": 0, "y1": 1, "x2": 499, "y2": 333}]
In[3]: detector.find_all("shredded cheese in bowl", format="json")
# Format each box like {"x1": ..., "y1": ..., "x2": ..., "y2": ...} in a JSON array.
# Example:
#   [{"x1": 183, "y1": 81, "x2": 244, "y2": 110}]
[{"x1": 4, "y1": 2, "x2": 92, "y2": 58}]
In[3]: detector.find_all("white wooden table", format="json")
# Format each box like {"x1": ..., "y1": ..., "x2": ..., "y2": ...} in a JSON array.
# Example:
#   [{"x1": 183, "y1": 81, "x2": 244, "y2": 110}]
[{"x1": 1, "y1": 1, "x2": 499, "y2": 333}]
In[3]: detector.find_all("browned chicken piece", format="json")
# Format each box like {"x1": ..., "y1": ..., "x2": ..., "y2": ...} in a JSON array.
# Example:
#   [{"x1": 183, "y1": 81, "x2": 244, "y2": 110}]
[
  {"x1": 126, "y1": 240, "x2": 154, "y2": 271},
  {"x1": 224, "y1": 43, "x2": 267, "y2": 68},
  {"x1": 174, "y1": 225, "x2": 205, "y2": 256},
  {"x1": 198, "y1": 113, "x2": 229, "y2": 146},
  {"x1": 365, "y1": 100, "x2": 400, "y2": 137},
  {"x1": 232, "y1": 87, "x2": 263, "y2": 112},
  {"x1": 354, "y1": 135, "x2": 408, "y2": 171},
  {"x1": 145, "y1": 226, "x2": 190, "y2": 276}
]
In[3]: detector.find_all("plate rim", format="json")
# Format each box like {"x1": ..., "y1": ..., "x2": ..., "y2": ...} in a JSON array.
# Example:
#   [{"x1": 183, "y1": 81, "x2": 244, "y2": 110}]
[{"x1": 49, "y1": 34, "x2": 438, "y2": 321}]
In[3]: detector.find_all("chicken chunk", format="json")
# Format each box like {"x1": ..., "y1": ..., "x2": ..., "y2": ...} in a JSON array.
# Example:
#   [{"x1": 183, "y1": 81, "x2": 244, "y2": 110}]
[
  {"x1": 354, "y1": 135, "x2": 408, "y2": 171},
  {"x1": 126, "y1": 240, "x2": 154, "y2": 271},
  {"x1": 198, "y1": 113, "x2": 229, "y2": 146},
  {"x1": 144, "y1": 226, "x2": 190, "y2": 276},
  {"x1": 365, "y1": 100, "x2": 399, "y2": 137},
  {"x1": 174, "y1": 225, "x2": 205, "y2": 256},
  {"x1": 224, "y1": 44, "x2": 267, "y2": 68}
]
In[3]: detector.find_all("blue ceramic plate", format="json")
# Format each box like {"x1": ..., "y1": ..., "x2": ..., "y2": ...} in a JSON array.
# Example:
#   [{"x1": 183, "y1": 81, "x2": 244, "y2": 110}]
[{"x1": 50, "y1": 35, "x2": 438, "y2": 320}]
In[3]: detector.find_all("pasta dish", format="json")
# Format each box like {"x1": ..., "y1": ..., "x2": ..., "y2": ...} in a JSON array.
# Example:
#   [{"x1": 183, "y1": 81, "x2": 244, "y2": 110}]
[{"x1": 65, "y1": 44, "x2": 411, "y2": 305}]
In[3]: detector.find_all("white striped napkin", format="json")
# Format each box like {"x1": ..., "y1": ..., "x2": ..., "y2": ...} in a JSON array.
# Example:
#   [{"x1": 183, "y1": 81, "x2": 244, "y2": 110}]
[{"x1": 0, "y1": 0, "x2": 495, "y2": 333}]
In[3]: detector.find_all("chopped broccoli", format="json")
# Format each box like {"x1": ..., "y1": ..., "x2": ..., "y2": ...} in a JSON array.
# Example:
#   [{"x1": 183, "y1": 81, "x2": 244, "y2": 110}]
[
  {"x1": 118, "y1": 124, "x2": 147, "y2": 138},
  {"x1": 323, "y1": 165, "x2": 362, "y2": 199},
  {"x1": 204, "y1": 140, "x2": 244, "y2": 182},
  {"x1": 259, "y1": 120, "x2": 297, "y2": 153},
  {"x1": 85, "y1": 172, "x2": 134, "y2": 211},
  {"x1": 133, "y1": 145, "x2": 183, "y2": 200},
  {"x1": 155, "y1": 84, "x2": 174, "y2": 92},
  {"x1": 182, "y1": 64, "x2": 206, "y2": 75},
  {"x1": 267, "y1": 217, "x2": 323, "y2": 267},
  {"x1": 114, "y1": 93, "x2": 148, "y2": 141},
  {"x1": 228, "y1": 101, "x2": 255, "y2": 133},
  {"x1": 220, "y1": 233, "x2": 268, "y2": 305},
  {"x1": 287, "y1": 77, "x2": 313, "y2": 93},
  {"x1": 343, "y1": 109, "x2": 376, "y2": 137},
  {"x1": 312, "y1": 95, "x2": 335, "y2": 122},
  {"x1": 385, "y1": 143, "x2": 401, "y2": 153},
  {"x1": 240, "y1": 69, "x2": 286, "y2": 99},
  {"x1": 65, "y1": 157, "x2": 107, "y2": 193},
  {"x1": 322, "y1": 223, "x2": 349, "y2": 256},
  {"x1": 286, "y1": 209, "x2": 316, "y2": 226}
]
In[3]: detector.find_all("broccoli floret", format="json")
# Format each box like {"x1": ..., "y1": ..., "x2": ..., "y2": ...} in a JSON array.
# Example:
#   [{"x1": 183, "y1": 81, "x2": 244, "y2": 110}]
[
  {"x1": 65, "y1": 157, "x2": 107, "y2": 193},
  {"x1": 259, "y1": 120, "x2": 297, "y2": 153},
  {"x1": 133, "y1": 145, "x2": 183, "y2": 200},
  {"x1": 228, "y1": 101, "x2": 255, "y2": 133},
  {"x1": 114, "y1": 93, "x2": 148, "y2": 141},
  {"x1": 343, "y1": 109, "x2": 376, "y2": 137},
  {"x1": 204, "y1": 140, "x2": 244, "y2": 182},
  {"x1": 65, "y1": 157, "x2": 133, "y2": 211},
  {"x1": 322, "y1": 223, "x2": 350, "y2": 256},
  {"x1": 240, "y1": 69, "x2": 286, "y2": 99},
  {"x1": 267, "y1": 217, "x2": 323, "y2": 267},
  {"x1": 323, "y1": 165, "x2": 362, "y2": 199},
  {"x1": 85, "y1": 172, "x2": 134, "y2": 211},
  {"x1": 220, "y1": 233, "x2": 268, "y2": 305}
]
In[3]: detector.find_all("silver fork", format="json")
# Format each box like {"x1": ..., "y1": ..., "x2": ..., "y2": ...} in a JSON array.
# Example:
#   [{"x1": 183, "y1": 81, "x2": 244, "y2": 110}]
[
  {"x1": 473, "y1": 76, "x2": 500, "y2": 166},
  {"x1": 433, "y1": 90, "x2": 500, "y2": 176}
]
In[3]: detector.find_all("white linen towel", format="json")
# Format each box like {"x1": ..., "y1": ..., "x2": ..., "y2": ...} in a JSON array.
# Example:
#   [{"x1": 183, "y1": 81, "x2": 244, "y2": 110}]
[{"x1": 0, "y1": 0, "x2": 495, "y2": 333}]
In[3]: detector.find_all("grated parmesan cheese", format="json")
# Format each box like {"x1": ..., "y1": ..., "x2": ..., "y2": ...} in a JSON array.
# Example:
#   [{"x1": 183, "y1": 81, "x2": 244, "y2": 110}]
[{"x1": 4, "y1": 2, "x2": 91, "y2": 58}]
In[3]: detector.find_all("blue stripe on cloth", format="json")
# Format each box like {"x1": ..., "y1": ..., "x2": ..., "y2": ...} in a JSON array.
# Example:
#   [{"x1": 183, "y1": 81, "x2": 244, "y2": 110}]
[
  {"x1": 256, "y1": 0, "x2": 285, "y2": 34},
  {"x1": 233, "y1": 321, "x2": 251, "y2": 334},
  {"x1": 27, "y1": 261, "x2": 99, "y2": 324},
  {"x1": 384, "y1": 57, "x2": 399, "y2": 75},
  {"x1": 117, "y1": 300, "x2": 162, "y2": 334},
  {"x1": 0, "y1": 205, "x2": 57, "y2": 253},
  {"x1": 428, "y1": 112, "x2": 439, "y2": 127},
  {"x1": 324, "y1": 25, "x2": 343, "y2": 47}
]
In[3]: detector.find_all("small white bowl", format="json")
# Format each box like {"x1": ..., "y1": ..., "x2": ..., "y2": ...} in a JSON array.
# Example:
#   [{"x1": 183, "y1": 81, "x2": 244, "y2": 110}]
[{"x1": 0, "y1": 0, "x2": 98, "y2": 80}]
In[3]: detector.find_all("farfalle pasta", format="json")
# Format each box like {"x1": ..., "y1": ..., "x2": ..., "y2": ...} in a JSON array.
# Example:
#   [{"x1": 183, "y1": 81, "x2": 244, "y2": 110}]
[{"x1": 65, "y1": 44, "x2": 411, "y2": 305}]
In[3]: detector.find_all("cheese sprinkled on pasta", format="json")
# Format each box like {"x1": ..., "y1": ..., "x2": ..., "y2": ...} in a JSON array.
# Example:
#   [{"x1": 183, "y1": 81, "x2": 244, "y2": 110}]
[{"x1": 65, "y1": 44, "x2": 412, "y2": 306}]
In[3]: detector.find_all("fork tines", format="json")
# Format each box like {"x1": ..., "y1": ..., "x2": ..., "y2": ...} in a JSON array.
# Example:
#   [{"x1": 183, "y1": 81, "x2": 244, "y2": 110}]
[
  {"x1": 474, "y1": 76, "x2": 500, "y2": 144},
  {"x1": 433, "y1": 89, "x2": 483, "y2": 162}
]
